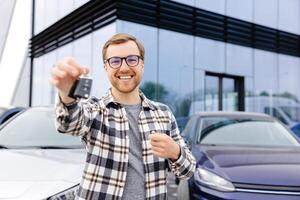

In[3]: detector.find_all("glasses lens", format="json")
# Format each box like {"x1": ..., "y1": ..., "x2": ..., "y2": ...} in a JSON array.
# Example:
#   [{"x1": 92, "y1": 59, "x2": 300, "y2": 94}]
[
  {"x1": 126, "y1": 55, "x2": 139, "y2": 67},
  {"x1": 109, "y1": 57, "x2": 122, "y2": 68}
]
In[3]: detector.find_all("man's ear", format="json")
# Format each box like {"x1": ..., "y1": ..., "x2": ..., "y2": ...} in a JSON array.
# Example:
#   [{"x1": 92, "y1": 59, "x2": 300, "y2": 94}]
[{"x1": 103, "y1": 64, "x2": 108, "y2": 71}]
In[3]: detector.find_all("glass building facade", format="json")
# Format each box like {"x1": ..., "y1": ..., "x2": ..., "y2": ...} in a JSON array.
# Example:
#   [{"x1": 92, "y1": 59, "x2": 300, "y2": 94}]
[{"x1": 29, "y1": 0, "x2": 300, "y2": 130}]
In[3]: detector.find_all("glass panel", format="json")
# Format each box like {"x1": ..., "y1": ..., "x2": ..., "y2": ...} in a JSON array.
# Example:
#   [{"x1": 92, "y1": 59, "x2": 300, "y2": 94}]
[
  {"x1": 32, "y1": 57, "x2": 44, "y2": 106},
  {"x1": 191, "y1": 69, "x2": 205, "y2": 115},
  {"x1": 92, "y1": 23, "x2": 116, "y2": 97},
  {"x1": 222, "y1": 78, "x2": 238, "y2": 111},
  {"x1": 205, "y1": 76, "x2": 219, "y2": 111},
  {"x1": 118, "y1": 21, "x2": 158, "y2": 101},
  {"x1": 158, "y1": 30, "x2": 193, "y2": 119}
]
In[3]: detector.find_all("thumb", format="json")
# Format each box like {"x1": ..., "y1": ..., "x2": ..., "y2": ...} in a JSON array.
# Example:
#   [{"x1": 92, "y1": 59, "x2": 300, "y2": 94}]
[{"x1": 81, "y1": 67, "x2": 90, "y2": 75}]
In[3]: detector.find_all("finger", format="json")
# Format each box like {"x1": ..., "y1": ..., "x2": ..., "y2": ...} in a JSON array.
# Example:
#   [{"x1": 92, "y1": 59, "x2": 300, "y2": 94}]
[
  {"x1": 150, "y1": 139, "x2": 165, "y2": 148},
  {"x1": 49, "y1": 77, "x2": 59, "y2": 86},
  {"x1": 56, "y1": 62, "x2": 80, "y2": 77},
  {"x1": 81, "y1": 67, "x2": 90, "y2": 75},
  {"x1": 149, "y1": 133, "x2": 166, "y2": 141},
  {"x1": 65, "y1": 58, "x2": 89, "y2": 75},
  {"x1": 52, "y1": 67, "x2": 67, "y2": 79},
  {"x1": 151, "y1": 146, "x2": 164, "y2": 153}
]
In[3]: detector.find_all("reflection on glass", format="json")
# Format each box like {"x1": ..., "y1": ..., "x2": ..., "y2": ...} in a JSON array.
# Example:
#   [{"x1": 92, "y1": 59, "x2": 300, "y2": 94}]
[
  {"x1": 205, "y1": 76, "x2": 219, "y2": 111},
  {"x1": 223, "y1": 78, "x2": 238, "y2": 111},
  {"x1": 198, "y1": 117, "x2": 299, "y2": 147}
]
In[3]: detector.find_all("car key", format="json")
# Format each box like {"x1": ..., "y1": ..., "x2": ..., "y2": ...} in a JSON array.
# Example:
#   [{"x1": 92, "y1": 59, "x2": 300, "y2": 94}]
[{"x1": 68, "y1": 75, "x2": 93, "y2": 99}]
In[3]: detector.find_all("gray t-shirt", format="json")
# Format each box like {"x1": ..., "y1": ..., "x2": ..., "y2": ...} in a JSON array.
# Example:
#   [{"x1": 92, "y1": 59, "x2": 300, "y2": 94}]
[{"x1": 121, "y1": 103, "x2": 145, "y2": 200}]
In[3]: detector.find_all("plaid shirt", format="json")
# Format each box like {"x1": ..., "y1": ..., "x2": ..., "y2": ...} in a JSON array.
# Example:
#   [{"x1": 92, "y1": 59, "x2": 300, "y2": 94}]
[{"x1": 55, "y1": 90, "x2": 196, "y2": 200}]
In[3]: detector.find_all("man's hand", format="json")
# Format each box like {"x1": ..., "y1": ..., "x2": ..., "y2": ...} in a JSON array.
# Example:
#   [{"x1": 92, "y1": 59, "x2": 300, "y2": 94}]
[
  {"x1": 50, "y1": 57, "x2": 89, "y2": 104},
  {"x1": 149, "y1": 132, "x2": 181, "y2": 161}
]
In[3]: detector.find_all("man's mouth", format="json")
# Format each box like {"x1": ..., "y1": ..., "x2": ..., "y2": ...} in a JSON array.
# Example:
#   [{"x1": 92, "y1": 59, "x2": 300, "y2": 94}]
[{"x1": 117, "y1": 75, "x2": 133, "y2": 80}]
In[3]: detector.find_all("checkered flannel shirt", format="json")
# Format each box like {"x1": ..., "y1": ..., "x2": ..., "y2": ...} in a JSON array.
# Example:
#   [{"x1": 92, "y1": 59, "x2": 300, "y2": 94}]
[{"x1": 55, "y1": 90, "x2": 196, "y2": 200}]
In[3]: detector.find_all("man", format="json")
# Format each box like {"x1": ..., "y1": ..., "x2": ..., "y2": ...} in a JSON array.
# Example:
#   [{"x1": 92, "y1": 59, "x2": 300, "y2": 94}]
[{"x1": 51, "y1": 33, "x2": 196, "y2": 200}]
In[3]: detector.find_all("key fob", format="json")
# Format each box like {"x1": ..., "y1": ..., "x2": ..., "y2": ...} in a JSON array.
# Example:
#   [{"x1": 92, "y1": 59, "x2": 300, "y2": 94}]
[{"x1": 68, "y1": 76, "x2": 93, "y2": 99}]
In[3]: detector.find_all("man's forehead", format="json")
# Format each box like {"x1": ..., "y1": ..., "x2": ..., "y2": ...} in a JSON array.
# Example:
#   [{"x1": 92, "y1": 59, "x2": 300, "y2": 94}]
[{"x1": 106, "y1": 40, "x2": 140, "y2": 57}]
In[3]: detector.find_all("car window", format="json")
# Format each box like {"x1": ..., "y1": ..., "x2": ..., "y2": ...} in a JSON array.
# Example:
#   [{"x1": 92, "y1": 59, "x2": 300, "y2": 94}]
[
  {"x1": 197, "y1": 117, "x2": 300, "y2": 147},
  {"x1": 0, "y1": 108, "x2": 6, "y2": 117},
  {"x1": 182, "y1": 116, "x2": 198, "y2": 142},
  {"x1": 0, "y1": 108, "x2": 83, "y2": 148}
]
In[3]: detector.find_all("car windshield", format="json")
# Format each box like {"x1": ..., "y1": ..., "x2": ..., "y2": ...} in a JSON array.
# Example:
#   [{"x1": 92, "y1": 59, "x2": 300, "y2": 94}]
[
  {"x1": 0, "y1": 107, "x2": 84, "y2": 149},
  {"x1": 280, "y1": 106, "x2": 300, "y2": 122},
  {"x1": 198, "y1": 116, "x2": 300, "y2": 147},
  {"x1": 0, "y1": 107, "x2": 6, "y2": 117}
]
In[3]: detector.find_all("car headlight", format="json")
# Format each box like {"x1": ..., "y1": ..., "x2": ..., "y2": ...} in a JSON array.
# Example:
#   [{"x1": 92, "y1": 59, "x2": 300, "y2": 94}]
[
  {"x1": 196, "y1": 168, "x2": 235, "y2": 192},
  {"x1": 47, "y1": 184, "x2": 79, "y2": 200}
]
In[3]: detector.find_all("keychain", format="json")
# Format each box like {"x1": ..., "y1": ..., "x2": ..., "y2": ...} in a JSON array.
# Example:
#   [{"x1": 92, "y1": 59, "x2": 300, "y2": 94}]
[{"x1": 68, "y1": 75, "x2": 93, "y2": 99}]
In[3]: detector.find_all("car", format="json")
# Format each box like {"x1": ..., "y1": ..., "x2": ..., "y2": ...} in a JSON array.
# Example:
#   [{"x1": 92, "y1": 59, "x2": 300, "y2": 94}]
[
  {"x1": 0, "y1": 106, "x2": 24, "y2": 125},
  {"x1": 177, "y1": 111, "x2": 300, "y2": 200},
  {"x1": 0, "y1": 107, "x2": 85, "y2": 199}
]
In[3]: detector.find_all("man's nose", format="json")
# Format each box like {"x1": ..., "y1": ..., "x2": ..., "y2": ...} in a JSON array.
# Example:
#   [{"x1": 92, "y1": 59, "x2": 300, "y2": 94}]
[{"x1": 119, "y1": 59, "x2": 130, "y2": 70}]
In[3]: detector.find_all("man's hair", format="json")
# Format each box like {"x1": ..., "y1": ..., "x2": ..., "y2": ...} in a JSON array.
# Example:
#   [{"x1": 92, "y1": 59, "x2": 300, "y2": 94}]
[{"x1": 102, "y1": 33, "x2": 145, "y2": 62}]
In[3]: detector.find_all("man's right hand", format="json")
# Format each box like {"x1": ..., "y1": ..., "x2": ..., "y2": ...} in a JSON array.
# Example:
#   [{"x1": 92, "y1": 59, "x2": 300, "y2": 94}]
[{"x1": 50, "y1": 57, "x2": 89, "y2": 104}]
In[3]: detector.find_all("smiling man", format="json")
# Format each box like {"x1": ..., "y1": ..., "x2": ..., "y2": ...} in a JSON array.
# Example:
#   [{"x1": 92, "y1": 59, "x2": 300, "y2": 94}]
[{"x1": 51, "y1": 33, "x2": 195, "y2": 200}]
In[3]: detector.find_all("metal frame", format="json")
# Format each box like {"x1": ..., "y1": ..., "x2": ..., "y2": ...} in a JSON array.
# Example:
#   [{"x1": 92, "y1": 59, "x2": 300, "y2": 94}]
[{"x1": 205, "y1": 71, "x2": 245, "y2": 111}]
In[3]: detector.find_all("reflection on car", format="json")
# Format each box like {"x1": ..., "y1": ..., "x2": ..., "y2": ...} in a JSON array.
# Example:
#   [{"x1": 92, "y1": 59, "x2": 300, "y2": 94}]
[
  {"x1": 177, "y1": 111, "x2": 300, "y2": 200},
  {"x1": 0, "y1": 107, "x2": 85, "y2": 200},
  {"x1": 0, "y1": 106, "x2": 24, "y2": 125}
]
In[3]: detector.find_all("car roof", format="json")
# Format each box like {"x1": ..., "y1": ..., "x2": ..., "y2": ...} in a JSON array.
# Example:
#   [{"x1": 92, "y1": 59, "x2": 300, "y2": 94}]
[{"x1": 192, "y1": 111, "x2": 274, "y2": 121}]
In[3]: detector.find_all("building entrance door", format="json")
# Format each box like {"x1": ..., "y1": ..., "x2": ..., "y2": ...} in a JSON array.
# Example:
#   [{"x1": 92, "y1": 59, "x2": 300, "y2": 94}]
[{"x1": 205, "y1": 72, "x2": 244, "y2": 111}]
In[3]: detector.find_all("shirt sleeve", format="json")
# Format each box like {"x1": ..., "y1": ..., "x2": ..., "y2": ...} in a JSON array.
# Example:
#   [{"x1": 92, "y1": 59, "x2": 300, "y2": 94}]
[
  {"x1": 167, "y1": 112, "x2": 196, "y2": 180},
  {"x1": 55, "y1": 95, "x2": 100, "y2": 138}
]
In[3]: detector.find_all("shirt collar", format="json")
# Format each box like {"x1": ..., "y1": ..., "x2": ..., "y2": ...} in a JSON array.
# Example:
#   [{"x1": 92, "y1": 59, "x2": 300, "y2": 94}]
[{"x1": 103, "y1": 88, "x2": 156, "y2": 111}]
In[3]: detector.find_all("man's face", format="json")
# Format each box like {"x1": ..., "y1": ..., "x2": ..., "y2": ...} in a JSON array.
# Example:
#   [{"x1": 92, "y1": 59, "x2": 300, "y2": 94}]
[{"x1": 104, "y1": 40, "x2": 144, "y2": 94}]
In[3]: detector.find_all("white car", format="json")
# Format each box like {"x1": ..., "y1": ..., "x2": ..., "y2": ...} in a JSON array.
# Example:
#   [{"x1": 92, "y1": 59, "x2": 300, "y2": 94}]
[{"x1": 0, "y1": 107, "x2": 86, "y2": 200}]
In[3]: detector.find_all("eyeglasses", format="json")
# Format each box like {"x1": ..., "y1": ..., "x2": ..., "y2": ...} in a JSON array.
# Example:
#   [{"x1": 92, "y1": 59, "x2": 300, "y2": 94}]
[{"x1": 104, "y1": 55, "x2": 142, "y2": 69}]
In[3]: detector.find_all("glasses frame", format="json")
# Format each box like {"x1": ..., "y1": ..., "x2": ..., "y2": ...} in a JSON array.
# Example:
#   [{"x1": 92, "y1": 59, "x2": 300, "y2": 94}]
[{"x1": 104, "y1": 55, "x2": 142, "y2": 69}]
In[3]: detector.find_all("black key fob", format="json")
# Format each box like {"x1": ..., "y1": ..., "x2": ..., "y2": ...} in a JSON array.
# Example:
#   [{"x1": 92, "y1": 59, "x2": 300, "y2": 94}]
[{"x1": 68, "y1": 76, "x2": 93, "y2": 99}]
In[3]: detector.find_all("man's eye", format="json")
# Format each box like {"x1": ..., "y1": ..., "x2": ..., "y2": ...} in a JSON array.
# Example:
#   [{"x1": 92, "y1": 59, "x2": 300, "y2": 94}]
[
  {"x1": 110, "y1": 59, "x2": 121, "y2": 65},
  {"x1": 127, "y1": 58, "x2": 137, "y2": 63}
]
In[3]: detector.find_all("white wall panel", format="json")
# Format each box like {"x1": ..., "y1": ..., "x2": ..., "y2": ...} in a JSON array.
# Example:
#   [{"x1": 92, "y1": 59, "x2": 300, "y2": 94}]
[
  {"x1": 170, "y1": 0, "x2": 194, "y2": 7},
  {"x1": 58, "y1": 0, "x2": 73, "y2": 19},
  {"x1": 45, "y1": 0, "x2": 59, "y2": 29},
  {"x1": 226, "y1": 0, "x2": 253, "y2": 22},
  {"x1": 226, "y1": 44, "x2": 253, "y2": 76},
  {"x1": 278, "y1": 0, "x2": 300, "y2": 34},
  {"x1": 254, "y1": 0, "x2": 277, "y2": 29},
  {"x1": 195, "y1": 0, "x2": 226, "y2": 15},
  {"x1": 74, "y1": 0, "x2": 89, "y2": 8},
  {"x1": 195, "y1": 37, "x2": 225, "y2": 72}
]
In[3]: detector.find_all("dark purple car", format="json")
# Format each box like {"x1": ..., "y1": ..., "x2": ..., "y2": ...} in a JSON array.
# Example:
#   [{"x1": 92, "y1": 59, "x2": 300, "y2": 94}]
[{"x1": 177, "y1": 112, "x2": 300, "y2": 200}]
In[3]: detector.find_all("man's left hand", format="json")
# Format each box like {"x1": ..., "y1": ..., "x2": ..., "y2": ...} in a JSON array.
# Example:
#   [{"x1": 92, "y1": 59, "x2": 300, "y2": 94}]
[{"x1": 149, "y1": 132, "x2": 180, "y2": 161}]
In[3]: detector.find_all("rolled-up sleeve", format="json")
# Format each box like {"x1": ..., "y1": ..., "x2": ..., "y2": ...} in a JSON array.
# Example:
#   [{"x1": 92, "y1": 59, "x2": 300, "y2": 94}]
[
  {"x1": 168, "y1": 112, "x2": 196, "y2": 179},
  {"x1": 55, "y1": 95, "x2": 99, "y2": 138}
]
